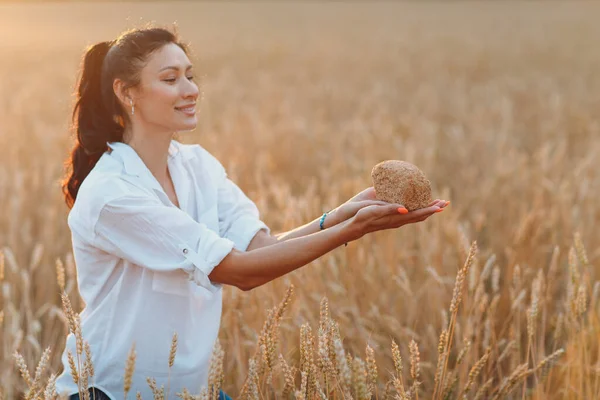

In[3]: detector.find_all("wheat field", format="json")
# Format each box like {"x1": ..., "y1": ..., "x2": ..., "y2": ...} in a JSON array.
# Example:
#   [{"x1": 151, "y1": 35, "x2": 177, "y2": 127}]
[{"x1": 0, "y1": 1, "x2": 599, "y2": 399}]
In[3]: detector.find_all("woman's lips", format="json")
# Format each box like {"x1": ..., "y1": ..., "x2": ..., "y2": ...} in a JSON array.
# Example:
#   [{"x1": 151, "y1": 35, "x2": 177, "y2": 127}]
[{"x1": 175, "y1": 105, "x2": 196, "y2": 115}]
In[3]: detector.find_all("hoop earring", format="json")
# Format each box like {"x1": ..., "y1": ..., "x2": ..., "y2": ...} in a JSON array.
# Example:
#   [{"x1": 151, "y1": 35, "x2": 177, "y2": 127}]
[{"x1": 130, "y1": 99, "x2": 135, "y2": 116}]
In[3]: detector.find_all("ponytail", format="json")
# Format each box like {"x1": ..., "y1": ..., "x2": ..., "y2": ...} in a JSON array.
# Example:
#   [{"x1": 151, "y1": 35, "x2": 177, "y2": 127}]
[
  {"x1": 61, "y1": 26, "x2": 187, "y2": 209},
  {"x1": 62, "y1": 41, "x2": 123, "y2": 209}
]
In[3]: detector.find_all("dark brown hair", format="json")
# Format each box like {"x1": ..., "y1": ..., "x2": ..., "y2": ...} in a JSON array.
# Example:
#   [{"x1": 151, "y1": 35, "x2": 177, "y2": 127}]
[{"x1": 61, "y1": 25, "x2": 190, "y2": 209}]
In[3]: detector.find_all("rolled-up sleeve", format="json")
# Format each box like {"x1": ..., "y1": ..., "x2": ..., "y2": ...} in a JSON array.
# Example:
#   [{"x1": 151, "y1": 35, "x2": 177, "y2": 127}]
[
  {"x1": 217, "y1": 176, "x2": 271, "y2": 252},
  {"x1": 92, "y1": 193, "x2": 235, "y2": 293}
]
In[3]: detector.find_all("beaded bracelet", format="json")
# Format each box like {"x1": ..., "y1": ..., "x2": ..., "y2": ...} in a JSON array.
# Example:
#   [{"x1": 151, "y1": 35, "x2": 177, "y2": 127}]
[
  {"x1": 319, "y1": 212, "x2": 328, "y2": 230},
  {"x1": 320, "y1": 212, "x2": 348, "y2": 247}
]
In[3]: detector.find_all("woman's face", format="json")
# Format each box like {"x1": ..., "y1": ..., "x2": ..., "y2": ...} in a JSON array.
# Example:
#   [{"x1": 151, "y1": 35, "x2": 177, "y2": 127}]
[{"x1": 128, "y1": 43, "x2": 200, "y2": 133}]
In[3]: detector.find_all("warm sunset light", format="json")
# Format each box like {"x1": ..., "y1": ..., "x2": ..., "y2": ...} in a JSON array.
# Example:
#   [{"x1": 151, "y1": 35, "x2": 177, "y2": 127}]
[{"x1": 1, "y1": 1, "x2": 598, "y2": 399}]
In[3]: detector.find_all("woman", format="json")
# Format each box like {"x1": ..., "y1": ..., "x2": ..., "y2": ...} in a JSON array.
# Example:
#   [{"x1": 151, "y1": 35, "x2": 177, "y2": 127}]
[{"x1": 56, "y1": 26, "x2": 448, "y2": 399}]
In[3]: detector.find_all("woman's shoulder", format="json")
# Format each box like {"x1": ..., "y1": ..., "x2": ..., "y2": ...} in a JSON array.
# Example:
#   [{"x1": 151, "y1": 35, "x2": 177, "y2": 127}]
[
  {"x1": 79, "y1": 153, "x2": 139, "y2": 197},
  {"x1": 70, "y1": 157, "x2": 148, "y2": 228}
]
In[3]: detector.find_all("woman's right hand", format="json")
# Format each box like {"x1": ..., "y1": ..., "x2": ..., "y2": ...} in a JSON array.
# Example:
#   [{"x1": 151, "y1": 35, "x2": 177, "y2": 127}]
[{"x1": 342, "y1": 199, "x2": 449, "y2": 242}]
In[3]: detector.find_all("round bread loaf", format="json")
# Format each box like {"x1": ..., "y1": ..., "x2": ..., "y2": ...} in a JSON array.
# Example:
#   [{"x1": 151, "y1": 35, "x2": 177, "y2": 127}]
[{"x1": 371, "y1": 160, "x2": 432, "y2": 211}]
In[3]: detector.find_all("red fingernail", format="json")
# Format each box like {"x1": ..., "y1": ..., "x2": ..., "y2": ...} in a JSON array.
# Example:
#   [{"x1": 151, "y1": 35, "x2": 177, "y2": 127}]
[
  {"x1": 398, "y1": 207, "x2": 408, "y2": 214},
  {"x1": 436, "y1": 208, "x2": 444, "y2": 213}
]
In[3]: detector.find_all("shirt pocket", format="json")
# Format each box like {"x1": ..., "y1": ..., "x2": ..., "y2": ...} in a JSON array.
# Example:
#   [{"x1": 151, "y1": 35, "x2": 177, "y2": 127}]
[{"x1": 151, "y1": 269, "x2": 190, "y2": 297}]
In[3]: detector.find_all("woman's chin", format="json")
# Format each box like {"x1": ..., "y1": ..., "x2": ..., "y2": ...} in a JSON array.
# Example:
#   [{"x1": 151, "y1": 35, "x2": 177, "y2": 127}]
[{"x1": 175, "y1": 121, "x2": 197, "y2": 132}]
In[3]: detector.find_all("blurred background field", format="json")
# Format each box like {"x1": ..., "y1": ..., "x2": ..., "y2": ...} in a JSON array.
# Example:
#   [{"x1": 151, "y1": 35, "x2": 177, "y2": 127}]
[{"x1": 0, "y1": 1, "x2": 599, "y2": 398}]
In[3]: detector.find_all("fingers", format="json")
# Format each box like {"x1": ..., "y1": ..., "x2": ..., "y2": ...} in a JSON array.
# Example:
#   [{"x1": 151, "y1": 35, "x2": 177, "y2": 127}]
[
  {"x1": 371, "y1": 197, "x2": 451, "y2": 232},
  {"x1": 400, "y1": 204, "x2": 443, "y2": 223},
  {"x1": 382, "y1": 202, "x2": 441, "y2": 220},
  {"x1": 411, "y1": 202, "x2": 450, "y2": 222},
  {"x1": 359, "y1": 199, "x2": 449, "y2": 227},
  {"x1": 356, "y1": 204, "x2": 398, "y2": 220},
  {"x1": 372, "y1": 203, "x2": 408, "y2": 215},
  {"x1": 412, "y1": 204, "x2": 442, "y2": 218},
  {"x1": 352, "y1": 200, "x2": 390, "y2": 210},
  {"x1": 402, "y1": 202, "x2": 446, "y2": 217},
  {"x1": 428, "y1": 199, "x2": 450, "y2": 208},
  {"x1": 389, "y1": 203, "x2": 408, "y2": 215},
  {"x1": 395, "y1": 200, "x2": 449, "y2": 220},
  {"x1": 370, "y1": 199, "x2": 449, "y2": 214}
]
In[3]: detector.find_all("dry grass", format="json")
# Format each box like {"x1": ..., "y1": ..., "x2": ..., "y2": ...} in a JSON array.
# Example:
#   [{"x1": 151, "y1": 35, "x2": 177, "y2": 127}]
[{"x1": 1, "y1": 1, "x2": 599, "y2": 398}]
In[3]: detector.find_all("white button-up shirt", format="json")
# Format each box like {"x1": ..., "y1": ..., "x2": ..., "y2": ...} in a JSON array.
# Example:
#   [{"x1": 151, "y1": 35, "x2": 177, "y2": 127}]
[{"x1": 55, "y1": 140, "x2": 270, "y2": 399}]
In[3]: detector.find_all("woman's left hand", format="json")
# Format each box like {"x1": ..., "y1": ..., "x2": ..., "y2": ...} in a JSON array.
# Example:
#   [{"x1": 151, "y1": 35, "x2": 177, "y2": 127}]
[
  {"x1": 346, "y1": 186, "x2": 379, "y2": 203},
  {"x1": 324, "y1": 187, "x2": 390, "y2": 228},
  {"x1": 326, "y1": 186, "x2": 449, "y2": 228}
]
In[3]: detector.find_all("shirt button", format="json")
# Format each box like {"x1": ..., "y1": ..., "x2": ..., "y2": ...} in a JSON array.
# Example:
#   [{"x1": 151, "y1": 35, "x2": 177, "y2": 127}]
[{"x1": 183, "y1": 248, "x2": 189, "y2": 254}]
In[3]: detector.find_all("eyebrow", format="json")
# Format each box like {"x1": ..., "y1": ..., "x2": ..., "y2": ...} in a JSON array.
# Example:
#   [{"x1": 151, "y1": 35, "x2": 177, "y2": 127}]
[{"x1": 158, "y1": 65, "x2": 193, "y2": 72}]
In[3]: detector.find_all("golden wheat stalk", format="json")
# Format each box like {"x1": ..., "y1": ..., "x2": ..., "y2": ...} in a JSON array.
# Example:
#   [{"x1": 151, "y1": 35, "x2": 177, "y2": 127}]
[
  {"x1": 207, "y1": 338, "x2": 224, "y2": 400},
  {"x1": 409, "y1": 339, "x2": 421, "y2": 400},
  {"x1": 460, "y1": 347, "x2": 491, "y2": 396},
  {"x1": 124, "y1": 342, "x2": 136, "y2": 399},
  {"x1": 433, "y1": 241, "x2": 477, "y2": 400},
  {"x1": 165, "y1": 332, "x2": 178, "y2": 400}
]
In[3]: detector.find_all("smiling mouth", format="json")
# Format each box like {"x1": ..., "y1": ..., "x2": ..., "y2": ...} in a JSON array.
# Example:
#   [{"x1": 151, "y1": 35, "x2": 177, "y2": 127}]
[{"x1": 175, "y1": 106, "x2": 196, "y2": 114}]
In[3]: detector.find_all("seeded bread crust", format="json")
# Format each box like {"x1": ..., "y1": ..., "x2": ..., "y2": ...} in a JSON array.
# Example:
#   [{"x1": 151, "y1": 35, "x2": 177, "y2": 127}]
[{"x1": 371, "y1": 160, "x2": 432, "y2": 211}]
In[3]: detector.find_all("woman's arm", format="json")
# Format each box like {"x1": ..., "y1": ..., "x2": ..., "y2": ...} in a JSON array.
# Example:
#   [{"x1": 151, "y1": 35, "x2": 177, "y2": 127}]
[
  {"x1": 214, "y1": 200, "x2": 447, "y2": 291},
  {"x1": 247, "y1": 196, "x2": 445, "y2": 251},
  {"x1": 210, "y1": 216, "x2": 353, "y2": 291},
  {"x1": 246, "y1": 211, "x2": 342, "y2": 251}
]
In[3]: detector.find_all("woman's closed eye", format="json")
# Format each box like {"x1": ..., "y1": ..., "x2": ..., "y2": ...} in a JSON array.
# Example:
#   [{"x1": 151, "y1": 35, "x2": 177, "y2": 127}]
[{"x1": 164, "y1": 76, "x2": 195, "y2": 83}]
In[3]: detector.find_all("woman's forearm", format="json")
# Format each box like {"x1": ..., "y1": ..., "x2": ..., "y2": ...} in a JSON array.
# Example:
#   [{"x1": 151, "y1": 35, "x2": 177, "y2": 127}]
[
  {"x1": 274, "y1": 209, "x2": 340, "y2": 242},
  {"x1": 211, "y1": 216, "x2": 354, "y2": 291},
  {"x1": 243, "y1": 218, "x2": 351, "y2": 290}
]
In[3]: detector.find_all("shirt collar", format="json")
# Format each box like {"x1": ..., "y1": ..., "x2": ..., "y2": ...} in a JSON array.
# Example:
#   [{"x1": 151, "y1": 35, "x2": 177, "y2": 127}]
[
  {"x1": 106, "y1": 140, "x2": 181, "y2": 177},
  {"x1": 106, "y1": 140, "x2": 196, "y2": 209}
]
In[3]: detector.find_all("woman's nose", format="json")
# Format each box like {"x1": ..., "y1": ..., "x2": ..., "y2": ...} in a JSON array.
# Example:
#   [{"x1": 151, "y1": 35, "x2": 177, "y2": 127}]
[{"x1": 183, "y1": 79, "x2": 199, "y2": 97}]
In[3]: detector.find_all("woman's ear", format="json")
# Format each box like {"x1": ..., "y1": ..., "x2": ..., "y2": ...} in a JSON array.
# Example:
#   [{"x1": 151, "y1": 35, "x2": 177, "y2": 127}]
[{"x1": 113, "y1": 78, "x2": 130, "y2": 108}]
